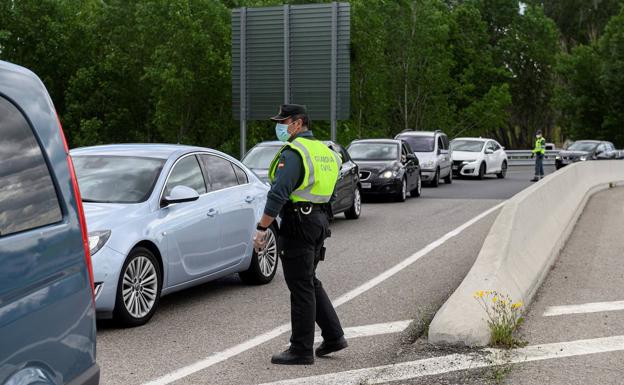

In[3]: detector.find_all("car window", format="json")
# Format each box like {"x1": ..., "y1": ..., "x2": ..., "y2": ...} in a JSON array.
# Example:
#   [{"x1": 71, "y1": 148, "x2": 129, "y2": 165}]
[
  {"x1": 396, "y1": 135, "x2": 434, "y2": 152},
  {"x1": 74, "y1": 156, "x2": 165, "y2": 203},
  {"x1": 437, "y1": 136, "x2": 444, "y2": 151},
  {"x1": 0, "y1": 96, "x2": 62, "y2": 237},
  {"x1": 242, "y1": 145, "x2": 281, "y2": 169},
  {"x1": 232, "y1": 163, "x2": 248, "y2": 184},
  {"x1": 487, "y1": 142, "x2": 496, "y2": 151},
  {"x1": 199, "y1": 154, "x2": 239, "y2": 191},
  {"x1": 607, "y1": 142, "x2": 615, "y2": 151},
  {"x1": 597, "y1": 144, "x2": 607, "y2": 153},
  {"x1": 441, "y1": 135, "x2": 449, "y2": 150},
  {"x1": 347, "y1": 142, "x2": 399, "y2": 161},
  {"x1": 165, "y1": 155, "x2": 207, "y2": 197}
]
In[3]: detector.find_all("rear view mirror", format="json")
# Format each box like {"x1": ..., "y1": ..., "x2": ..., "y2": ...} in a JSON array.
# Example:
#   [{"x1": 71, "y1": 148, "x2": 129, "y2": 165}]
[{"x1": 162, "y1": 185, "x2": 200, "y2": 207}]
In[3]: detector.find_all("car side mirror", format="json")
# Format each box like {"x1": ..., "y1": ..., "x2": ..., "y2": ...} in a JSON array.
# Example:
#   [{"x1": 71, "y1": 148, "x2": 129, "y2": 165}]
[
  {"x1": 439, "y1": 149, "x2": 448, "y2": 155},
  {"x1": 406, "y1": 153, "x2": 417, "y2": 161},
  {"x1": 485, "y1": 149, "x2": 494, "y2": 154},
  {"x1": 162, "y1": 185, "x2": 200, "y2": 207}
]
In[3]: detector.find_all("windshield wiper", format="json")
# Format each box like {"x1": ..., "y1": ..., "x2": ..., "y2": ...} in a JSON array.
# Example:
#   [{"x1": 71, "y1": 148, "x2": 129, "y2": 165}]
[{"x1": 82, "y1": 198, "x2": 114, "y2": 203}]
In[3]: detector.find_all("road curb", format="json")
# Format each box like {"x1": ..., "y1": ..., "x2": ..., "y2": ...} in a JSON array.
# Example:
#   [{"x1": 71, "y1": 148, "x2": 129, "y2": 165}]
[{"x1": 428, "y1": 160, "x2": 624, "y2": 346}]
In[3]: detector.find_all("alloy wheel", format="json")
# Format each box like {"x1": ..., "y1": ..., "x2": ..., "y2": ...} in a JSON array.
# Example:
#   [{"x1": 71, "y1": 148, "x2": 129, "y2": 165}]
[
  {"x1": 353, "y1": 189, "x2": 362, "y2": 216},
  {"x1": 258, "y1": 229, "x2": 277, "y2": 277},
  {"x1": 402, "y1": 179, "x2": 407, "y2": 200},
  {"x1": 122, "y1": 256, "x2": 158, "y2": 319}
]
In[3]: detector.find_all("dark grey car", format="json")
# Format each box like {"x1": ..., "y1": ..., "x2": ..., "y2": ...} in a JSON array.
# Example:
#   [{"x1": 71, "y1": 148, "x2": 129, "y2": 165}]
[
  {"x1": 0, "y1": 61, "x2": 99, "y2": 385},
  {"x1": 555, "y1": 140, "x2": 619, "y2": 169}
]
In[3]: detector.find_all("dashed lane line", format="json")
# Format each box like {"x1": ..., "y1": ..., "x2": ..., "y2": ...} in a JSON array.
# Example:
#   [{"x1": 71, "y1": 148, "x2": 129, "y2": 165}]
[
  {"x1": 141, "y1": 202, "x2": 505, "y2": 385},
  {"x1": 259, "y1": 335, "x2": 624, "y2": 385},
  {"x1": 543, "y1": 300, "x2": 624, "y2": 317}
]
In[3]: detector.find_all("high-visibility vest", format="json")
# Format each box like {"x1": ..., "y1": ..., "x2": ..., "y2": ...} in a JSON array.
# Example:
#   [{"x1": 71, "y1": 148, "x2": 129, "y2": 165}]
[
  {"x1": 269, "y1": 137, "x2": 342, "y2": 203},
  {"x1": 532, "y1": 137, "x2": 546, "y2": 155}
]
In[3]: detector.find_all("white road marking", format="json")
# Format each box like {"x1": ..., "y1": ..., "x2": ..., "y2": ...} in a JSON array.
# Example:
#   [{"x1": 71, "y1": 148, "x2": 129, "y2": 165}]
[
  {"x1": 312, "y1": 320, "x2": 412, "y2": 344},
  {"x1": 543, "y1": 300, "x2": 624, "y2": 317},
  {"x1": 141, "y1": 202, "x2": 505, "y2": 385},
  {"x1": 259, "y1": 335, "x2": 624, "y2": 385}
]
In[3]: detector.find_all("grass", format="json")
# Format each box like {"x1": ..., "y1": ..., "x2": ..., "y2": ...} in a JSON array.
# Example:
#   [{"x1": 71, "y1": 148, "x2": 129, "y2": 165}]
[{"x1": 474, "y1": 291, "x2": 527, "y2": 349}]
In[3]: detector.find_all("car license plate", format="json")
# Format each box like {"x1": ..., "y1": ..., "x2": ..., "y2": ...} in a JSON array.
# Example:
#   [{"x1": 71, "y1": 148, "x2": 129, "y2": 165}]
[{"x1": 361, "y1": 182, "x2": 372, "y2": 189}]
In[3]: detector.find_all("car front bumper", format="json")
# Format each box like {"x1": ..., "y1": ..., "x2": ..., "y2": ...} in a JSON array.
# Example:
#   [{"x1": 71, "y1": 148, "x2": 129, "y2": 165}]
[
  {"x1": 420, "y1": 169, "x2": 437, "y2": 181},
  {"x1": 453, "y1": 162, "x2": 479, "y2": 176},
  {"x1": 92, "y1": 245, "x2": 127, "y2": 317},
  {"x1": 360, "y1": 178, "x2": 403, "y2": 195}
]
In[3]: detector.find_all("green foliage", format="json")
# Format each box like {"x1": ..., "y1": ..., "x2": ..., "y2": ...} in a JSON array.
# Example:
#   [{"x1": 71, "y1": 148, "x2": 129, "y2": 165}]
[
  {"x1": 1, "y1": 0, "x2": 623, "y2": 153},
  {"x1": 556, "y1": 6, "x2": 624, "y2": 147}
]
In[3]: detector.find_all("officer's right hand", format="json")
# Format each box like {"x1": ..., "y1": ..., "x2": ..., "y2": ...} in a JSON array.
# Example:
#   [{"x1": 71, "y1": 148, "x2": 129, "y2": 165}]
[
  {"x1": 530, "y1": 153, "x2": 535, "y2": 158},
  {"x1": 253, "y1": 229, "x2": 268, "y2": 253}
]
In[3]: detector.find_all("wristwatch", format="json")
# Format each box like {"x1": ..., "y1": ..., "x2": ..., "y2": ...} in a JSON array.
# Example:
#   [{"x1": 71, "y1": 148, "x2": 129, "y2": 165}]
[{"x1": 256, "y1": 223, "x2": 268, "y2": 231}]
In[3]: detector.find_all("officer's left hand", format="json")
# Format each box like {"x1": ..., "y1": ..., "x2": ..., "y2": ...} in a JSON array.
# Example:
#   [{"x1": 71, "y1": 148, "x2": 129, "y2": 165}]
[{"x1": 253, "y1": 230, "x2": 268, "y2": 253}]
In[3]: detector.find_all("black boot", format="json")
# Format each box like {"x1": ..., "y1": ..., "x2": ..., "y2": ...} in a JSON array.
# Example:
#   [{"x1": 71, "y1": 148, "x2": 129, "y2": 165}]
[
  {"x1": 315, "y1": 336, "x2": 348, "y2": 357},
  {"x1": 530, "y1": 177, "x2": 539, "y2": 182},
  {"x1": 271, "y1": 349, "x2": 314, "y2": 365}
]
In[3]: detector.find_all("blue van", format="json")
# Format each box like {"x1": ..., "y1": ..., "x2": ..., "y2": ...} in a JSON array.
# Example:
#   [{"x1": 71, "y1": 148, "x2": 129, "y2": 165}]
[{"x1": 0, "y1": 61, "x2": 99, "y2": 385}]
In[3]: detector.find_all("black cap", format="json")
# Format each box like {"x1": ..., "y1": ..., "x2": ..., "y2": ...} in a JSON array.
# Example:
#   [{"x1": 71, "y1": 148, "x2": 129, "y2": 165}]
[
  {"x1": 536, "y1": 130, "x2": 542, "y2": 135},
  {"x1": 270, "y1": 104, "x2": 308, "y2": 122}
]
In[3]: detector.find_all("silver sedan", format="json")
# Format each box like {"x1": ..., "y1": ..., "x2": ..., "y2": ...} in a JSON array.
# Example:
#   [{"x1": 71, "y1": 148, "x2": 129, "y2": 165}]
[{"x1": 71, "y1": 144, "x2": 278, "y2": 326}]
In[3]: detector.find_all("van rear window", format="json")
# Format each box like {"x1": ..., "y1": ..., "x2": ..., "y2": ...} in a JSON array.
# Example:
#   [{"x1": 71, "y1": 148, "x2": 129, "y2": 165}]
[{"x1": 0, "y1": 97, "x2": 62, "y2": 237}]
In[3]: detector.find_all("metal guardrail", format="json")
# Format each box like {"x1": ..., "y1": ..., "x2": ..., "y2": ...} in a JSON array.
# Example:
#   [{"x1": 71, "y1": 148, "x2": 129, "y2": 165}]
[{"x1": 505, "y1": 150, "x2": 560, "y2": 166}]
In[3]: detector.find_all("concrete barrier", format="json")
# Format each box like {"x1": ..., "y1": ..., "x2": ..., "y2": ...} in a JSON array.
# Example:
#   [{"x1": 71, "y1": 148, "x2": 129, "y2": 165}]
[{"x1": 429, "y1": 160, "x2": 624, "y2": 346}]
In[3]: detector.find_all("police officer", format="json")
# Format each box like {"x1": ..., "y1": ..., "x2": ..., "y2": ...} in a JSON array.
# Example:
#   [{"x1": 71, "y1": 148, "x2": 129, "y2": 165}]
[
  {"x1": 530, "y1": 130, "x2": 546, "y2": 182},
  {"x1": 253, "y1": 104, "x2": 347, "y2": 365}
]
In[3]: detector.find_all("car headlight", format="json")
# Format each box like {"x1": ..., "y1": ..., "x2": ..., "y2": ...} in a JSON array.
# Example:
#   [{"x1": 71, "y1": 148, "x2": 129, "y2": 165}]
[
  {"x1": 580, "y1": 156, "x2": 587, "y2": 161},
  {"x1": 555, "y1": 155, "x2": 561, "y2": 160},
  {"x1": 89, "y1": 230, "x2": 111, "y2": 255},
  {"x1": 380, "y1": 170, "x2": 398, "y2": 178},
  {"x1": 462, "y1": 159, "x2": 477, "y2": 165},
  {"x1": 422, "y1": 161, "x2": 435, "y2": 169}
]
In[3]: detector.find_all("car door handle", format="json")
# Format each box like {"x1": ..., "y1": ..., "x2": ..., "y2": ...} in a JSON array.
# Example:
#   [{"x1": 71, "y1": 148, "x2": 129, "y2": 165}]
[
  {"x1": 245, "y1": 196, "x2": 255, "y2": 203},
  {"x1": 207, "y1": 208, "x2": 218, "y2": 217}
]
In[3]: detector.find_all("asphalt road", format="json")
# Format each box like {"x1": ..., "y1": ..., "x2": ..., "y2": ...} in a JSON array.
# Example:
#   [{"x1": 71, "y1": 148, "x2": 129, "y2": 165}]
[{"x1": 96, "y1": 165, "x2": 547, "y2": 385}]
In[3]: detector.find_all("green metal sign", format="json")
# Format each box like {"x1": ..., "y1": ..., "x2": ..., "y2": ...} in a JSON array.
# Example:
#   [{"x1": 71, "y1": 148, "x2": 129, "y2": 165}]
[{"x1": 232, "y1": 2, "x2": 350, "y2": 156}]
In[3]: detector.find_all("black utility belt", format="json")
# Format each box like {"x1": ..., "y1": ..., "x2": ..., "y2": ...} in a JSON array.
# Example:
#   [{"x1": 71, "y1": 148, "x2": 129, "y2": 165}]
[{"x1": 284, "y1": 202, "x2": 327, "y2": 215}]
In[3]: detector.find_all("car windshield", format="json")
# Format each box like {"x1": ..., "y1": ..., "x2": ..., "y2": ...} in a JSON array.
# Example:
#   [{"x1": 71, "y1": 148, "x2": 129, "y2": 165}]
[
  {"x1": 348, "y1": 143, "x2": 398, "y2": 161},
  {"x1": 73, "y1": 155, "x2": 165, "y2": 203},
  {"x1": 397, "y1": 135, "x2": 434, "y2": 152},
  {"x1": 242, "y1": 145, "x2": 281, "y2": 169},
  {"x1": 568, "y1": 141, "x2": 598, "y2": 152},
  {"x1": 451, "y1": 140, "x2": 484, "y2": 152}
]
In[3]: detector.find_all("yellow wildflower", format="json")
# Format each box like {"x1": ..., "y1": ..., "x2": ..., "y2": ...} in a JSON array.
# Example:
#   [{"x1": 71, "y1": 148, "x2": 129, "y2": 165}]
[
  {"x1": 492, "y1": 296, "x2": 498, "y2": 303},
  {"x1": 512, "y1": 302, "x2": 523, "y2": 310}
]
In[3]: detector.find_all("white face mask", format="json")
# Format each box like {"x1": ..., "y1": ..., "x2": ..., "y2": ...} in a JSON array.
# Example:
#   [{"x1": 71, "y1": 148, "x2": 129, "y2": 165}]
[{"x1": 275, "y1": 123, "x2": 291, "y2": 142}]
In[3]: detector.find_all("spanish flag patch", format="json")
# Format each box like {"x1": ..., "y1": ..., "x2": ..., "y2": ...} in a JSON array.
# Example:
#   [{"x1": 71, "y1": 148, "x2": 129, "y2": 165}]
[{"x1": 277, "y1": 162, "x2": 285, "y2": 169}]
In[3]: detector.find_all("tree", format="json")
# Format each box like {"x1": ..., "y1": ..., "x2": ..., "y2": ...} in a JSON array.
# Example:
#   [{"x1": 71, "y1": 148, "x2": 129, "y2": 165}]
[
  {"x1": 447, "y1": 2, "x2": 512, "y2": 143},
  {"x1": 528, "y1": 0, "x2": 624, "y2": 48},
  {"x1": 384, "y1": 0, "x2": 455, "y2": 133},
  {"x1": 500, "y1": 5, "x2": 559, "y2": 147}
]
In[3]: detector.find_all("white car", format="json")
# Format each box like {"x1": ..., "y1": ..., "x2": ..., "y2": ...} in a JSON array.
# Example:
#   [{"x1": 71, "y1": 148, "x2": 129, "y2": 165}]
[{"x1": 450, "y1": 138, "x2": 508, "y2": 179}]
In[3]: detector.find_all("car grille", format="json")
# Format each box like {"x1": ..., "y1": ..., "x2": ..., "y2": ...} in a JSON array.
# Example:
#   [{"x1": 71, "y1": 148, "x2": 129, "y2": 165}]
[
  {"x1": 359, "y1": 171, "x2": 371, "y2": 181},
  {"x1": 453, "y1": 160, "x2": 463, "y2": 167}
]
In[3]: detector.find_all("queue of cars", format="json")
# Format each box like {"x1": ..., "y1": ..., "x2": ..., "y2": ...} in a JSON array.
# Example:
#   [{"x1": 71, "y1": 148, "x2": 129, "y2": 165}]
[{"x1": 4, "y1": 59, "x2": 624, "y2": 385}]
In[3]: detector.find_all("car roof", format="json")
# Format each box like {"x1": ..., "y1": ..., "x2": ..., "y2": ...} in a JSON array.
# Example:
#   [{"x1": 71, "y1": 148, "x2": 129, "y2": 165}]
[
  {"x1": 396, "y1": 130, "x2": 441, "y2": 137},
  {"x1": 70, "y1": 143, "x2": 215, "y2": 159},
  {"x1": 349, "y1": 139, "x2": 401, "y2": 145},
  {"x1": 253, "y1": 141, "x2": 284, "y2": 147},
  {"x1": 573, "y1": 140, "x2": 601, "y2": 144},
  {"x1": 452, "y1": 137, "x2": 492, "y2": 143}
]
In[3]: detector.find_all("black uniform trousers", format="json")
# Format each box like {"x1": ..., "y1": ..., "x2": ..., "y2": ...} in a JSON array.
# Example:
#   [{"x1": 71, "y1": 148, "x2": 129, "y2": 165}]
[{"x1": 278, "y1": 206, "x2": 344, "y2": 355}]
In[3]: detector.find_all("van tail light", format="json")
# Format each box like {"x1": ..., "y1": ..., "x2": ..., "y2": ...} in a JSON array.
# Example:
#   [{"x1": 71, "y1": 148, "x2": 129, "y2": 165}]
[{"x1": 57, "y1": 115, "x2": 95, "y2": 303}]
